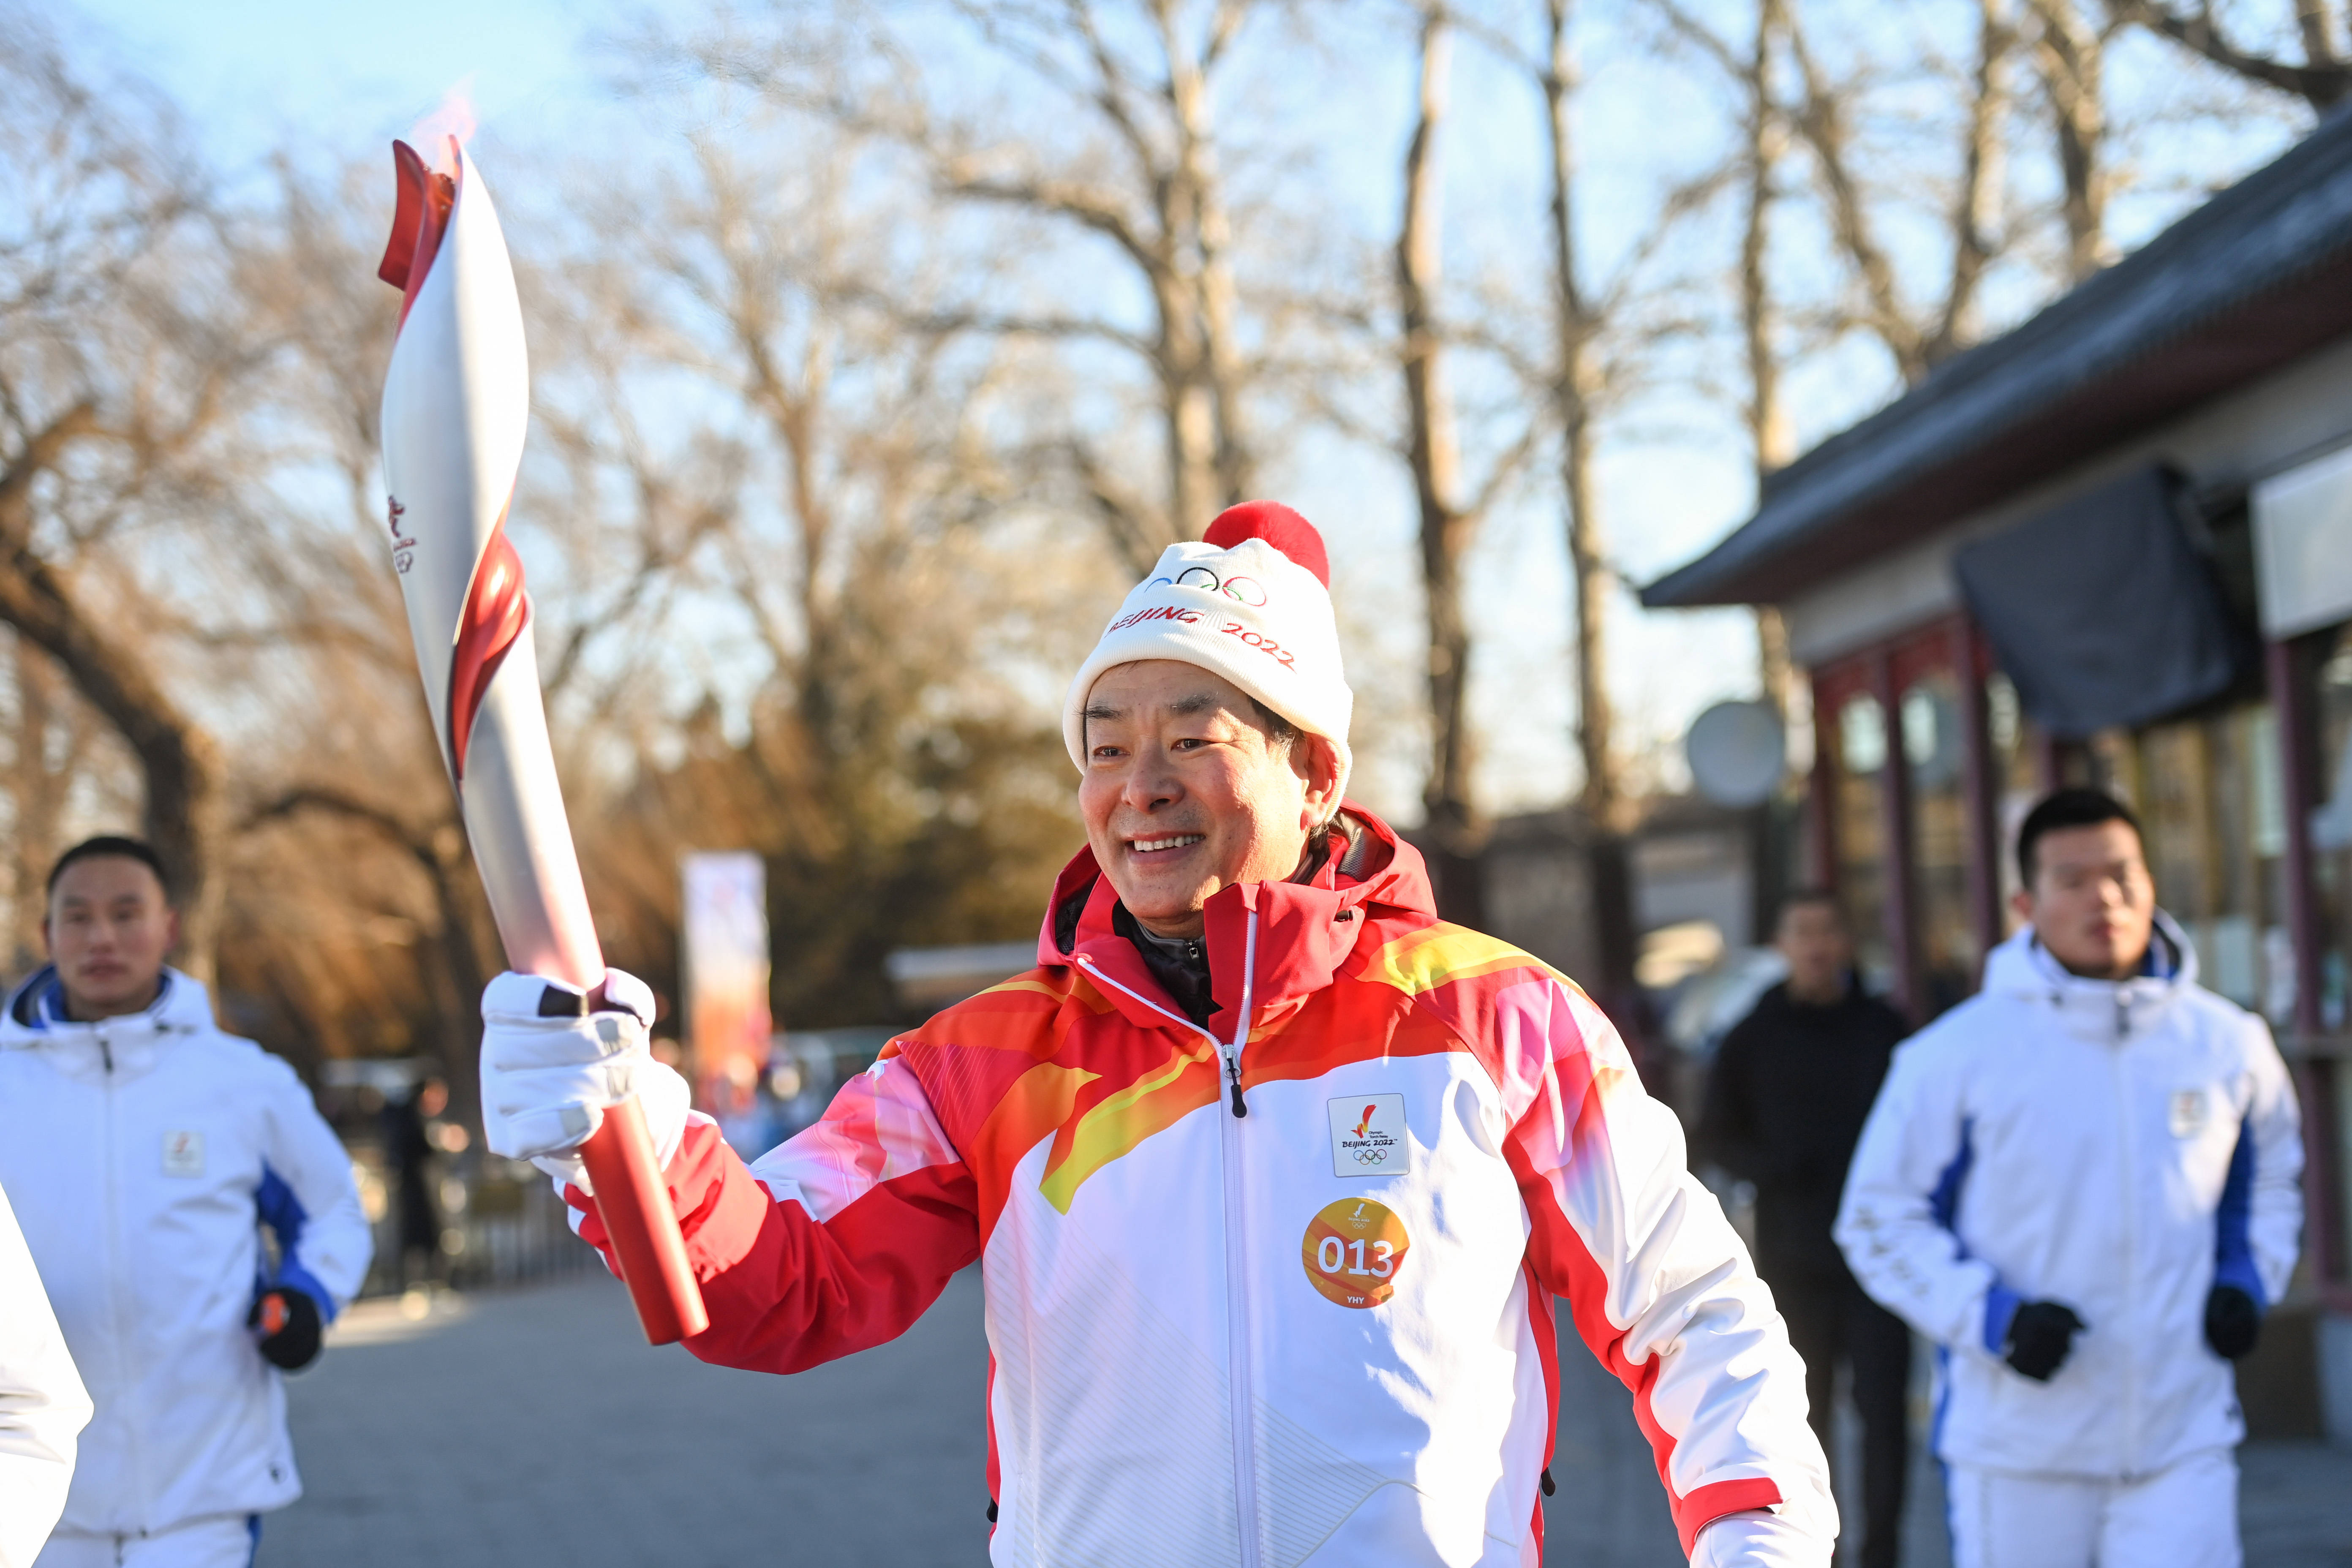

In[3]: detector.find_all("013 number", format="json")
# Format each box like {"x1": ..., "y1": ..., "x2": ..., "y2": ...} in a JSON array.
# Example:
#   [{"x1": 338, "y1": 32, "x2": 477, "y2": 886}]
[{"x1": 1314, "y1": 1235, "x2": 1396, "y2": 1278}]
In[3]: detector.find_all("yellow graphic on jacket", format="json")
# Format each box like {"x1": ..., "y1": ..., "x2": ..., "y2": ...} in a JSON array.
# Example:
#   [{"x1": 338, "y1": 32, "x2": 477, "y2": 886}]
[{"x1": 1361, "y1": 923, "x2": 1558, "y2": 999}]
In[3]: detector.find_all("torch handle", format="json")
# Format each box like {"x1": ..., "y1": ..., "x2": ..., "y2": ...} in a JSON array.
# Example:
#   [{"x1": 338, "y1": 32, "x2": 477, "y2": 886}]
[
  {"x1": 480, "y1": 817, "x2": 708, "y2": 1346},
  {"x1": 576, "y1": 1097, "x2": 710, "y2": 1344}
]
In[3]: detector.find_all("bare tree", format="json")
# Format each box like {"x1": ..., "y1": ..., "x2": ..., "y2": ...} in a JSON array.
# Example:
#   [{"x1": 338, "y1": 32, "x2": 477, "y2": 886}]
[
  {"x1": 654, "y1": 0, "x2": 1294, "y2": 570},
  {"x1": 1774, "y1": 0, "x2": 2020, "y2": 381},
  {"x1": 2034, "y1": 0, "x2": 2117, "y2": 280},
  {"x1": 1734, "y1": 0, "x2": 1802, "y2": 719},
  {"x1": 0, "y1": 37, "x2": 244, "y2": 980},
  {"x1": 1534, "y1": 0, "x2": 1631, "y2": 835},
  {"x1": 2106, "y1": 0, "x2": 2352, "y2": 106},
  {"x1": 515, "y1": 84, "x2": 1106, "y2": 1028},
  {"x1": 1399, "y1": 8, "x2": 1480, "y2": 919},
  {"x1": 1653, "y1": 0, "x2": 2019, "y2": 380},
  {"x1": 1393, "y1": 5, "x2": 1543, "y2": 923}
]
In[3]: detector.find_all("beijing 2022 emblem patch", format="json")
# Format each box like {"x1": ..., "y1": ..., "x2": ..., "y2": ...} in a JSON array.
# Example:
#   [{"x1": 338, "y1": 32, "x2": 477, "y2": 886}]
[{"x1": 1327, "y1": 1094, "x2": 1407, "y2": 1177}]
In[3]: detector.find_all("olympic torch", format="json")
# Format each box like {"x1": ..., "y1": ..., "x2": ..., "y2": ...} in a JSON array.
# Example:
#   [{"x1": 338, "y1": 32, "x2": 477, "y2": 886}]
[{"x1": 375, "y1": 136, "x2": 707, "y2": 1344}]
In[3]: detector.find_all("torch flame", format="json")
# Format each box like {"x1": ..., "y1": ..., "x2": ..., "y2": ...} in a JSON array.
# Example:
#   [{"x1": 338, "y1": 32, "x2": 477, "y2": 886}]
[{"x1": 408, "y1": 77, "x2": 478, "y2": 179}]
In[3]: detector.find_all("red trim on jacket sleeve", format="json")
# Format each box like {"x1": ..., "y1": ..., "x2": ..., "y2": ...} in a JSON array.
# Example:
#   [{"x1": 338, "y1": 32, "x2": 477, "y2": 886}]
[
  {"x1": 570, "y1": 1118, "x2": 980, "y2": 1374},
  {"x1": 1516, "y1": 1149, "x2": 1787, "y2": 1553},
  {"x1": 1494, "y1": 977, "x2": 1796, "y2": 1555}
]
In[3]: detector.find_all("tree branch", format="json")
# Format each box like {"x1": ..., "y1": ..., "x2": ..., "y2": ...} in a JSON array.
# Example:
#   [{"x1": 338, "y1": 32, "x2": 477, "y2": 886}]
[{"x1": 2106, "y1": 0, "x2": 2352, "y2": 105}]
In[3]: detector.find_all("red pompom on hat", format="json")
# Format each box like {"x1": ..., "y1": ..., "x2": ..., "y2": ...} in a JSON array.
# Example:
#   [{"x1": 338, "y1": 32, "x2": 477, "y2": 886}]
[
  {"x1": 1064, "y1": 501, "x2": 1353, "y2": 802},
  {"x1": 1203, "y1": 501, "x2": 1330, "y2": 587}
]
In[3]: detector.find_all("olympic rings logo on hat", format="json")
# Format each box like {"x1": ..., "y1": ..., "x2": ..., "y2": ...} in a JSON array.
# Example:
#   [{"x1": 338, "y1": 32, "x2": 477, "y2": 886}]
[{"x1": 1151, "y1": 566, "x2": 1268, "y2": 607}]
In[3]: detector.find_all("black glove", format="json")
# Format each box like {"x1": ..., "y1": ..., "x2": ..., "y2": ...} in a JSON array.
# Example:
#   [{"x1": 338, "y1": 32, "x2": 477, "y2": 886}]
[
  {"x1": 2205, "y1": 1284, "x2": 2260, "y2": 1360},
  {"x1": 248, "y1": 1288, "x2": 323, "y2": 1371},
  {"x1": 2003, "y1": 1299, "x2": 2085, "y2": 1382}
]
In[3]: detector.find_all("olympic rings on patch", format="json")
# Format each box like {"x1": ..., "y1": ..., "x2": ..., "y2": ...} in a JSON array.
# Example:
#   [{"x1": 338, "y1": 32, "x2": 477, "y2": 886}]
[{"x1": 1150, "y1": 568, "x2": 1269, "y2": 607}]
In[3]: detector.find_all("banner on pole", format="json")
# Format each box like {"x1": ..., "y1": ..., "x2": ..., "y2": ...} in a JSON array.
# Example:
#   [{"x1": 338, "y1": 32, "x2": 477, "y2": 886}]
[{"x1": 681, "y1": 852, "x2": 772, "y2": 1116}]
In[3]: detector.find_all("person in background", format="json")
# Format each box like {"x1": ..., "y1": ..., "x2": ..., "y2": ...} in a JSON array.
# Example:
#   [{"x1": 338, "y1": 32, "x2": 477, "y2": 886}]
[
  {"x1": 1838, "y1": 789, "x2": 2302, "y2": 1568},
  {"x1": 0, "y1": 836, "x2": 373, "y2": 1568},
  {"x1": 1699, "y1": 891, "x2": 1914, "y2": 1568},
  {"x1": 381, "y1": 1077, "x2": 446, "y2": 1290},
  {"x1": 0, "y1": 1176, "x2": 91, "y2": 1568}
]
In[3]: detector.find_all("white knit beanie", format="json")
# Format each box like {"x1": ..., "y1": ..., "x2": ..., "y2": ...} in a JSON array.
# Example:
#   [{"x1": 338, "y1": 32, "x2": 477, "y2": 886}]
[{"x1": 1064, "y1": 501, "x2": 1353, "y2": 802}]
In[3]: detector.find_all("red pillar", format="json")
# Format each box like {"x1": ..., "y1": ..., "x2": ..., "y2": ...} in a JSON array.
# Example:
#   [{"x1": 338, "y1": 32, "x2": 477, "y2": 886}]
[
  {"x1": 1806, "y1": 670, "x2": 1839, "y2": 893},
  {"x1": 1954, "y1": 617, "x2": 2002, "y2": 987},
  {"x1": 2267, "y1": 635, "x2": 2342, "y2": 1286},
  {"x1": 2270, "y1": 637, "x2": 2328, "y2": 1039},
  {"x1": 1874, "y1": 650, "x2": 1920, "y2": 1023}
]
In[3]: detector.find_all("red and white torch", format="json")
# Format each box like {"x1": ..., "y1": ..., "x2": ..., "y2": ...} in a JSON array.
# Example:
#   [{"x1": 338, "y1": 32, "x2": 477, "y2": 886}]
[{"x1": 376, "y1": 136, "x2": 707, "y2": 1344}]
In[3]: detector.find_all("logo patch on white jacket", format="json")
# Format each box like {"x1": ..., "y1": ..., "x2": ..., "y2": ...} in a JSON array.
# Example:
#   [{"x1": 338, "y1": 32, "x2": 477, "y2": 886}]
[
  {"x1": 161, "y1": 1130, "x2": 205, "y2": 1177},
  {"x1": 2169, "y1": 1089, "x2": 2209, "y2": 1138},
  {"x1": 1328, "y1": 1094, "x2": 1407, "y2": 1177}
]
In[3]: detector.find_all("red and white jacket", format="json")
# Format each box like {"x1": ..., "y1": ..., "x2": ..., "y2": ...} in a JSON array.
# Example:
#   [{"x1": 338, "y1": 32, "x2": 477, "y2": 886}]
[{"x1": 580, "y1": 808, "x2": 1832, "y2": 1565}]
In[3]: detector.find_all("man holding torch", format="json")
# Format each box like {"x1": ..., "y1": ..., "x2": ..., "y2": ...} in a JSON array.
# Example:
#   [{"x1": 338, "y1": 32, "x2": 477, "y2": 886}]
[{"x1": 475, "y1": 505, "x2": 1838, "y2": 1565}]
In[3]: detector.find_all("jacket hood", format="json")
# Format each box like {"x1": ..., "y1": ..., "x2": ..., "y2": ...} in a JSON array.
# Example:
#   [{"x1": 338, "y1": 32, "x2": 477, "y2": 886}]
[
  {"x1": 0, "y1": 964, "x2": 216, "y2": 1046},
  {"x1": 1034, "y1": 800, "x2": 1434, "y2": 1036},
  {"x1": 1979, "y1": 910, "x2": 2197, "y2": 1034}
]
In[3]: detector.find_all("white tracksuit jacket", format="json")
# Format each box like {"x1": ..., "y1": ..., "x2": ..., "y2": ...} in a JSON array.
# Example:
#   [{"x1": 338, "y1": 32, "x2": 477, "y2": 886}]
[
  {"x1": 0, "y1": 968, "x2": 371, "y2": 1536},
  {"x1": 1835, "y1": 917, "x2": 2302, "y2": 1478},
  {"x1": 0, "y1": 1177, "x2": 91, "y2": 1567}
]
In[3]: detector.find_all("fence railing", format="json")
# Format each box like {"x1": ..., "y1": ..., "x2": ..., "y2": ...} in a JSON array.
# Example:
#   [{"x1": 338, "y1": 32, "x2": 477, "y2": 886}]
[{"x1": 345, "y1": 1144, "x2": 599, "y2": 1300}]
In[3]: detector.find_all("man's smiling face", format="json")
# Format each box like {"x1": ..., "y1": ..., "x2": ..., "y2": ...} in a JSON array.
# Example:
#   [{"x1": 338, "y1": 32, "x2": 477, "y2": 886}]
[{"x1": 1078, "y1": 660, "x2": 1341, "y2": 939}]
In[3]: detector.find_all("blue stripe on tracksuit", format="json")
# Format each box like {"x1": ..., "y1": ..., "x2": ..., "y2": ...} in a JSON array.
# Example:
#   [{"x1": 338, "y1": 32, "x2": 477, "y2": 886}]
[
  {"x1": 256, "y1": 1160, "x2": 340, "y2": 1324},
  {"x1": 1928, "y1": 1120, "x2": 1977, "y2": 1559},
  {"x1": 2214, "y1": 1122, "x2": 2264, "y2": 1307}
]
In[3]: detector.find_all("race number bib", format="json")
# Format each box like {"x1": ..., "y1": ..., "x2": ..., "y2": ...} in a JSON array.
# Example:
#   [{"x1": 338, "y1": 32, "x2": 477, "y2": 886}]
[{"x1": 1301, "y1": 1198, "x2": 1410, "y2": 1309}]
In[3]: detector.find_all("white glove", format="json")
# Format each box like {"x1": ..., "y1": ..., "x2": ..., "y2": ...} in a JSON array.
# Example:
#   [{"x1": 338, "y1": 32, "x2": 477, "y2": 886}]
[{"x1": 479, "y1": 968, "x2": 691, "y2": 1194}]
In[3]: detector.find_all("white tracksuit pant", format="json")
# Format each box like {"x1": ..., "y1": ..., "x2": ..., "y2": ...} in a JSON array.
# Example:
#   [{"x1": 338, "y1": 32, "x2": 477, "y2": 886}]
[
  {"x1": 1946, "y1": 1447, "x2": 2238, "y2": 1568},
  {"x1": 33, "y1": 1516, "x2": 256, "y2": 1568}
]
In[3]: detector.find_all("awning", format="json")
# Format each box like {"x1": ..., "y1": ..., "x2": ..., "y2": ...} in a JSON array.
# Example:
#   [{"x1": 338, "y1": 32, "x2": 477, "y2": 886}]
[{"x1": 1953, "y1": 467, "x2": 2246, "y2": 738}]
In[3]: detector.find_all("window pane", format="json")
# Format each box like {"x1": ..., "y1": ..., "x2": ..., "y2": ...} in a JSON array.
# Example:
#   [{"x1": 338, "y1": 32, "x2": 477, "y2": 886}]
[
  {"x1": 2314, "y1": 627, "x2": 2352, "y2": 1032},
  {"x1": 1986, "y1": 672, "x2": 2043, "y2": 924},
  {"x1": 1904, "y1": 673, "x2": 1974, "y2": 1017},
  {"x1": 2124, "y1": 703, "x2": 2281, "y2": 1013},
  {"x1": 1835, "y1": 694, "x2": 1892, "y2": 995}
]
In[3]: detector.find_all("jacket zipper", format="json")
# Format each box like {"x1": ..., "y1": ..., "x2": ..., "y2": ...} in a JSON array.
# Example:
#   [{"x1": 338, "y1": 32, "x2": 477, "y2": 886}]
[
  {"x1": 2112, "y1": 993, "x2": 2140, "y2": 1477},
  {"x1": 1075, "y1": 910, "x2": 1264, "y2": 1567},
  {"x1": 1220, "y1": 917, "x2": 1262, "y2": 1567},
  {"x1": 95, "y1": 1021, "x2": 152, "y2": 1530}
]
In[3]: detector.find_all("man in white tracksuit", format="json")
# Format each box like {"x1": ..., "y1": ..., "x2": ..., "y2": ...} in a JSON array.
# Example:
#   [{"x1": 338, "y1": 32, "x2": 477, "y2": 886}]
[
  {"x1": 1837, "y1": 789, "x2": 2302, "y2": 1568},
  {"x1": 0, "y1": 838, "x2": 373, "y2": 1568},
  {"x1": 0, "y1": 1177, "x2": 92, "y2": 1568}
]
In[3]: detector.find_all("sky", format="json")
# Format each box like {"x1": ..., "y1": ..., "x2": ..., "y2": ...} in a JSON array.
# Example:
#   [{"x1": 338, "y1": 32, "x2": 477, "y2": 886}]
[
  {"x1": 65, "y1": 0, "x2": 611, "y2": 161},
  {"x1": 55, "y1": 0, "x2": 2308, "y2": 822}
]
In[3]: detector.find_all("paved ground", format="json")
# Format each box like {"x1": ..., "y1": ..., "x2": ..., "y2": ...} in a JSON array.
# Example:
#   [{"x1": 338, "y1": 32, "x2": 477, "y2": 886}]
[{"x1": 261, "y1": 1274, "x2": 2351, "y2": 1566}]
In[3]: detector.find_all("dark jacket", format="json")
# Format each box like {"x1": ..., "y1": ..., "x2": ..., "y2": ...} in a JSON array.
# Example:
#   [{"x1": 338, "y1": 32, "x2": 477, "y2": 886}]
[{"x1": 1699, "y1": 978, "x2": 1909, "y2": 1283}]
